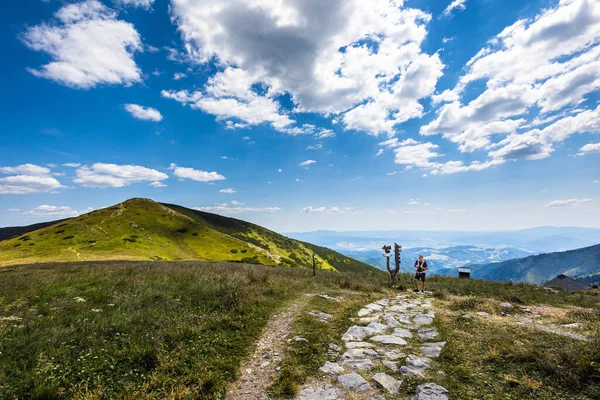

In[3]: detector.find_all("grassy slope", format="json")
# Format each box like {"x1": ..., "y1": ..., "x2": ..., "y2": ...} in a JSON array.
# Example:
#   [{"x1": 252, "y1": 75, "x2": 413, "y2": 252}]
[
  {"x1": 473, "y1": 243, "x2": 600, "y2": 284},
  {"x1": 0, "y1": 198, "x2": 374, "y2": 273},
  {"x1": 0, "y1": 261, "x2": 389, "y2": 399}
]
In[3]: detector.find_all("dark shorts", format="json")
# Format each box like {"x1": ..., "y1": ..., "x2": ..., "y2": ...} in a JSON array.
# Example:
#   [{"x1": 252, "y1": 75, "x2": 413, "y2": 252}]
[{"x1": 415, "y1": 272, "x2": 426, "y2": 281}]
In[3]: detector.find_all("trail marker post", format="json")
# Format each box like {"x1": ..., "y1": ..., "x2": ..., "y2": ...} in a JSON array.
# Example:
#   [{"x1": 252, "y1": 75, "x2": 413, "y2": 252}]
[{"x1": 382, "y1": 244, "x2": 399, "y2": 285}]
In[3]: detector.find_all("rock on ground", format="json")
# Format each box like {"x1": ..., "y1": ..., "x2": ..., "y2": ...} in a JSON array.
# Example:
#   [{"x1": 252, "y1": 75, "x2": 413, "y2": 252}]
[
  {"x1": 372, "y1": 372, "x2": 402, "y2": 394},
  {"x1": 338, "y1": 372, "x2": 372, "y2": 390},
  {"x1": 413, "y1": 383, "x2": 449, "y2": 400},
  {"x1": 417, "y1": 328, "x2": 438, "y2": 339},
  {"x1": 320, "y1": 362, "x2": 345, "y2": 375},
  {"x1": 296, "y1": 384, "x2": 345, "y2": 400},
  {"x1": 370, "y1": 335, "x2": 407, "y2": 345}
]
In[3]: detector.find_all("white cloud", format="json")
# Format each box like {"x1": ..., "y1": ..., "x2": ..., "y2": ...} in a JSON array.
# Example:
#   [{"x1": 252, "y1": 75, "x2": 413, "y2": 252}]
[
  {"x1": 74, "y1": 163, "x2": 168, "y2": 187},
  {"x1": 307, "y1": 143, "x2": 322, "y2": 150},
  {"x1": 0, "y1": 164, "x2": 51, "y2": 176},
  {"x1": 375, "y1": 149, "x2": 384, "y2": 156},
  {"x1": 298, "y1": 160, "x2": 316, "y2": 167},
  {"x1": 220, "y1": 188, "x2": 236, "y2": 194},
  {"x1": 22, "y1": 0, "x2": 143, "y2": 89},
  {"x1": 546, "y1": 198, "x2": 593, "y2": 207},
  {"x1": 301, "y1": 206, "x2": 343, "y2": 214},
  {"x1": 0, "y1": 164, "x2": 64, "y2": 194},
  {"x1": 296, "y1": 178, "x2": 304, "y2": 182},
  {"x1": 7, "y1": 208, "x2": 20, "y2": 212},
  {"x1": 149, "y1": 181, "x2": 166, "y2": 188},
  {"x1": 62, "y1": 163, "x2": 82, "y2": 168},
  {"x1": 169, "y1": 163, "x2": 226, "y2": 182},
  {"x1": 168, "y1": 0, "x2": 444, "y2": 135},
  {"x1": 578, "y1": 142, "x2": 600, "y2": 155},
  {"x1": 230, "y1": 200, "x2": 244, "y2": 205},
  {"x1": 113, "y1": 0, "x2": 154, "y2": 9},
  {"x1": 315, "y1": 129, "x2": 335, "y2": 139},
  {"x1": 124, "y1": 104, "x2": 163, "y2": 122},
  {"x1": 24, "y1": 205, "x2": 92, "y2": 218},
  {"x1": 441, "y1": 0, "x2": 467, "y2": 18},
  {"x1": 278, "y1": 169, "x2": 283, "y2": 173},
  {"x1": 173, "y1": 72, "x2": 187, "y2": 80}
]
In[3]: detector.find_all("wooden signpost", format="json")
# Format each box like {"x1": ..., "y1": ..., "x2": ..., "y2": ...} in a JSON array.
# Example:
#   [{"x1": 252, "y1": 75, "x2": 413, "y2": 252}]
[{"x1": 382, "y1": 243, "x2": 401, "y2": 285}]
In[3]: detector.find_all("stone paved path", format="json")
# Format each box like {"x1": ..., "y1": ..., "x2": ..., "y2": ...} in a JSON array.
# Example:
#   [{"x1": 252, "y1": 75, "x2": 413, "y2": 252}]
[{"x1": 297, "y1": 292, "x2": 449, "y2": 400}]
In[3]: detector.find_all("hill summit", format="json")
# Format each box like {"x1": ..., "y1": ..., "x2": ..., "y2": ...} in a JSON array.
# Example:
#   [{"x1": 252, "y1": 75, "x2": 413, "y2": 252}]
[{"x1": 0, "y1": 198, "x2": 376, "y2": 273}]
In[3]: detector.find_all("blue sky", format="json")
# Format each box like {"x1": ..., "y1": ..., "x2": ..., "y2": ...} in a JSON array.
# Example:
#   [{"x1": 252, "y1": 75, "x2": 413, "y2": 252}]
[{"x1": 1, "y1": 0, "x2": 599, "y2": 232}]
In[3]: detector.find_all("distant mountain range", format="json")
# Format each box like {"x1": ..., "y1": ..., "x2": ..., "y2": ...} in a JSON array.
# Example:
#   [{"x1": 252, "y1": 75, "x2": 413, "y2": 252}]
[
  {"x1": 471, "y1": 243, "x2": 600, "y2": 285},
  {"x1": 344, "y1": 245, "x2": 533, "y2": 276},
  {"x1": 0, "y1": 198, "x2": 378, "y2": 274},
  {"x1": 286, "y1": 228, "x2": 600, "y2": 282}
]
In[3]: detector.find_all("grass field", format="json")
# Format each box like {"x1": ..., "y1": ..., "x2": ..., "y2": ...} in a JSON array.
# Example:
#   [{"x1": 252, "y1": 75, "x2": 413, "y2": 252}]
[
  {"x1": 0, "y1": 260, "x2": 388, "y2": 399},
  {"x1": 1, "y1": 263, "x2": 599, "y2": 399}
]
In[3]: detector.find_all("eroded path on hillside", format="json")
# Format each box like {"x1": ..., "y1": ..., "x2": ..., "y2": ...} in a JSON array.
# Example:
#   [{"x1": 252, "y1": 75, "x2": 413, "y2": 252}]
[
  {"x1": 297, "y1": 293, "x2": 449, "y2": 400},
  {"x1": 226, "y1": 300, "x2": 305, "y2": 400}
]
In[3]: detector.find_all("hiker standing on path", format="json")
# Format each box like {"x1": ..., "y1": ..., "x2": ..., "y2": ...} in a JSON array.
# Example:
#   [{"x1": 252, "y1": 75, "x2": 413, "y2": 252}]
[{"x1": 414, "y1": 255, "x2": 428, "y2": 293}]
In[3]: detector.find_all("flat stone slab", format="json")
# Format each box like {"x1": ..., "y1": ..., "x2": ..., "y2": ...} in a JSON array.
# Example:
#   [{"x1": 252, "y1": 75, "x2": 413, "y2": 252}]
[
  {"x1": 370, "y1": 335, "x2": 408, "y2": 345},
  {"x1": 365, "y1": 303, "x2": 384, "y2": 311},
  {"x1": 413, "y1": 314, "x2": 434, "y2": 325},
  {"x1": 384, "y1": 316, "x2": 401, "y2": 327},
  {"x1": 297, "y1": 384, "x2": 345, "y2": 400},
  {"x1": 476, "y1": 311, "x2": 490, "y2": 318},
  {"x1": 400, "y1": 366, "x2": 424, "y2": 377},
  {"x1": 372, "y1": 372, "x2": 401, "y2": 394},
  {"x1": 342, "y1": 326, "x2": 371, "y2": 341},
  {"x1": 342, "y1": 358, "x2": 374, "y2": 370},
  {"x1": 345, "y1": 341, "x2": 375, "y2": 349},
  {"x1": 358, "y1": 308, "x2": 374, "y2": 317},
  {"x1": 393, "y1": 328, "x2": 413, "y2": 338},
  {"x1": 420, "y1": 342, "x2": 446, "y2": 358},
  {"x1": 417, "y1": 328, "x2": 438, "y2": 339},
  {"x1": 499, "y1": 302, "x2": 514, "y2": 309},
  {"x1": 406, "y1": 354, "x2": 432, "y2": 370},
  {"x1": 320, "y1": 362, "x2": 345, "y2": 375},
  {"x1": 342, "y1": 348, "x2": 378, "y2": 359},
  {"x1": 338, "y1": 372, "x2": 371, "y2": 390},
  {"x1": 382, "y1": 360, "x2": 399, "y2": 371},
  {"x1": 358, "y1": 317, "x2": 380, "y2": 325},
  {"x1": 413, "y1": 383, "x2": 449, "y2": 400},
  {"x1": 385, "y1": 350, "x2": 406, "y2": 360}
]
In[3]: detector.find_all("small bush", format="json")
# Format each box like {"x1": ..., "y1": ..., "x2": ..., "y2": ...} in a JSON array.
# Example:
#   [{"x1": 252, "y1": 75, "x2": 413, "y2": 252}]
[
  {"x1": 29, "y1": 243, "x2": 35, "y2": 246},
  {"x1": 62, "y1": 235, "x2": 75, "y2": 240},
  {"x1": 88, "y1": 240, "x2": 96, "y2": 244},
  {"x1": 241, "y1": 249, "x2": 248, "y2": 254},
  {"x1": 192, "y1": 232, "x2": 199, "y2": 236},
  {"x1": 177, "y1": 228, "x2": 189, "y2": 233},
  {"x1": 230, "y1": 249, "x2": 238, "y2": 254},
  {"x1": 130, "y1": 235, "x2": 139, "y2": 239},
  {"x1": 123, "y1": 238, "x2": 137, "y2": 243},
  {"x1": 54, "y1": 230, "x2": 65, "y2": 234}
]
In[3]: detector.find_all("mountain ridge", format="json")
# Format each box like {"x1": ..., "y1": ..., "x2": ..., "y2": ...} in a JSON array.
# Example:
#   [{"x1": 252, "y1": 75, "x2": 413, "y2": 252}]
[{"x1": 0, "y1": 198, "x2": 379, "y2": 274}]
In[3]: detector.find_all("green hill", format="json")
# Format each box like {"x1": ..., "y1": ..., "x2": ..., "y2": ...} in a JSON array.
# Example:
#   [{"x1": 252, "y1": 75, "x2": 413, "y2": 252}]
[
  {"x1": 472, "y1": 243, "x2": 600, "y2": 284},
  {"x1": 0, "y1": 198, "x2": 378, "y2": 273}
]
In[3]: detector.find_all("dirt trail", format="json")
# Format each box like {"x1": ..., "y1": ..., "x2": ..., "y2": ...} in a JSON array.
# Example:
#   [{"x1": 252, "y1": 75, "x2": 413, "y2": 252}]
[
  {"x1": 226, "y1": 300, "x2": 305, "y2": 400},
  {"x1": 514, "y1": 316, "x2": 590, "y2": 341}
]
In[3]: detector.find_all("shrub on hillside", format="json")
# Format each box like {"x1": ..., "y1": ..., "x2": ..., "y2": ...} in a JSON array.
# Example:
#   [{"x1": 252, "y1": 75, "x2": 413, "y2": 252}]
[
  {"x1": 230, "y1": 249, "x2": 238, "y2": 254},
  {"x1": 177, "y1": 228, "x2": 189, "y2": 233},
  {"x1": 62, "y1": 235, "x2": 75, "y2": 240}
]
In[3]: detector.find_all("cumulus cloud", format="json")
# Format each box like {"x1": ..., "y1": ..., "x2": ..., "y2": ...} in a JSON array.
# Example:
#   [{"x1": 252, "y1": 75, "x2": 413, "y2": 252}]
[
  {"x1": 74, "y1": 163, "x2": 168, "y2": 187},
  {"x1": 24, "y1": 205, "x2": 92, "y2": 218},
  {"x1": 173, "y1": 72, "x2": 187, "y2": 80},
  {"x1": 167, "y1": 0, "x2": 444, "y2": 135},
  {"x1": 21, "y1": 0, "x2": 143, "y2": 88},
  {"x1": 301, "y1": 206, "x2": 343, "y2": 214},
  {"x1": 219, "y1": 188, "x2": 236, "y2": 194},
  {"x1": 169, "y1": 163, "x2": 226, "y2": 182},
  {"x1": 298, "y1": 160, "x2": 316, "y2": 168},
  {"x1": 149, "y1": 181, "x2": 166, "y2": 187},
  {"x1": 416, "y1": 0, "x2": 600, "y2": 172},
  {"x1": 0, "y1": 164, "x2": 64, "y2": 194},
  {"x1": 545, "y1": 198, "x2": 593, "y2": 207},
  {"x1": 113, "y1": 0, "x2": 154, "y2": 10},
  {"x1": 62, "y1": 163, "x2": 82, "y2": 168},
  {"x1": 578, "y1": 142, "x2": 600, "y2": 155},
  {"x1": 441, "y1": 0, "x2": 467, "y2": 18},
  {"x1": 124, "y1": 104, "x2": 163, "y2": 121}
]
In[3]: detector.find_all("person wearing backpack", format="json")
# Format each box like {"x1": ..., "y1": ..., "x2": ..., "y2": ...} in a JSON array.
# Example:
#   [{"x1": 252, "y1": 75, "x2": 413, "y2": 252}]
[{"x1": 413, "y1": 255, "x2": 428, "y2": 293}]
